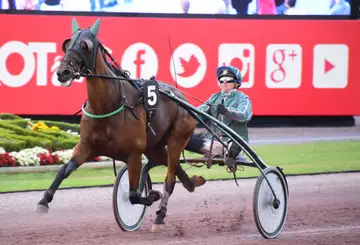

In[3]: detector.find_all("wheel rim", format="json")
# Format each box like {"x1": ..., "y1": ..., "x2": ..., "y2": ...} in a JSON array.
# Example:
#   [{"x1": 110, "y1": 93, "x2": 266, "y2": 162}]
[
  {"x1": 116, "y1": 170, "x2": 146, "y2": 229},
  {"x1": 256, "y1": 172, "x2": 287, "y2": 236}
]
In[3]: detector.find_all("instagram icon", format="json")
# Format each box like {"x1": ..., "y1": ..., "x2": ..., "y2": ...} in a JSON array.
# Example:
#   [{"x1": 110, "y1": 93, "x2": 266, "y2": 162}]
[{"x1": 218, "y1": 44, "x2": 255, "y2": 88}]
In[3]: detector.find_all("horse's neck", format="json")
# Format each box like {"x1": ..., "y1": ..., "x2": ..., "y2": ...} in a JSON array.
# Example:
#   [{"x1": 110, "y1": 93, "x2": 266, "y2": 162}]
[{"x1": 85, "y1": 50, "x2": 132, "y2": 114}]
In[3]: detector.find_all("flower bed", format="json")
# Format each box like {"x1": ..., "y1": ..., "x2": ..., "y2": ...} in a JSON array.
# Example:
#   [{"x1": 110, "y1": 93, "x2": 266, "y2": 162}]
[
  {"x1": 0, "y1": 114, "x2": 152, "y2": 168},
  {"x1": 0, "y1": 114, "x2": 80, "y2": 152},
  {"x1": 0, "y1": 146, "x2": 111, "y2": 167},
  {"x1": 0, "y1": 114, "x2": 112, "y2": 167}
]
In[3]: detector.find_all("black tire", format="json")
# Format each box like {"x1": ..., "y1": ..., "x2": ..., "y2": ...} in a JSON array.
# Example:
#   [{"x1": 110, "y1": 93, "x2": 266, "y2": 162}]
[
  {"x1": 253, "y1": 167, "x2": 289, "y2": 239},
  {"x1": 112, "y1": 165, "x2": 151, "y2": 231}
]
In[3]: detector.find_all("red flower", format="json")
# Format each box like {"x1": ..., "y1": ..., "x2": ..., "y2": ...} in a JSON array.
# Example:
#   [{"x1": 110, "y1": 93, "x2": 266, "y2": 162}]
[
  {"x1": 53, "y1": 154, "x2": 60, "y2": 164},
  {"x1": 37, "y1": 152, "x2": 61, "y2": 166},
  {"x1": 0, "y1": 152, "x2": 17, "y2": 167}
]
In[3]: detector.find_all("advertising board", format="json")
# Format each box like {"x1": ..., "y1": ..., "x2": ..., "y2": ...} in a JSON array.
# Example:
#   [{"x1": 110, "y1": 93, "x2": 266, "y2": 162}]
[{"x1": 0, "y1": 14, "x2": 358, "y2": 115}]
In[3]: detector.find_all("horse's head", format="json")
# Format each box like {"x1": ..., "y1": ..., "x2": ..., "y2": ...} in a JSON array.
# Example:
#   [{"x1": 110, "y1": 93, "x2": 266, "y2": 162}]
[{"x1": 57, "y1": 18, "x2": 101, "y2": 87}]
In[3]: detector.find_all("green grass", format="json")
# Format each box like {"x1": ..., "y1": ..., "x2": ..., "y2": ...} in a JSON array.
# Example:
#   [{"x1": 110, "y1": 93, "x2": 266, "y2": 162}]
[{"x1": 1, "y1": 140, "x2": 360, "y2": 192}]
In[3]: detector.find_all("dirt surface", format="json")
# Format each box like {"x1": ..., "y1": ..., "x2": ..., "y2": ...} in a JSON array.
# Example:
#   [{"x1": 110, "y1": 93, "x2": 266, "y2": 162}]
[{"x1": 1, "y1": 172, "x2": 359, "y2": 245}]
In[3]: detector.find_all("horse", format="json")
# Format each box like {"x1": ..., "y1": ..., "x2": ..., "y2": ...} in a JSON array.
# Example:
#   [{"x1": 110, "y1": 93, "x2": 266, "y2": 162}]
[{"x1": 34, "y1": 18, "x2": 206, "y2": 232}]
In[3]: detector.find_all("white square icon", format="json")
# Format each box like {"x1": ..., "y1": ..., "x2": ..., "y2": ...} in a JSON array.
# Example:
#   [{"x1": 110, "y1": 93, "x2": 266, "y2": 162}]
[
  {"x1": 265, "y1": 44, "x2": 303, "y2": 89},
  {"x1": 313, "y1": 44, "x2": 349, "y2": 89},
  {"x1": 218, "y1": 44, "x2": 255, "y2": 88}
]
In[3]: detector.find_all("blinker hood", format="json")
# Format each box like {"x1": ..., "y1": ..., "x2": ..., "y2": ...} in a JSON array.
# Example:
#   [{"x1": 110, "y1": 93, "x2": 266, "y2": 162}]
[{"x1": 64, "y1": 18, "x2": 101, "y2": 71}]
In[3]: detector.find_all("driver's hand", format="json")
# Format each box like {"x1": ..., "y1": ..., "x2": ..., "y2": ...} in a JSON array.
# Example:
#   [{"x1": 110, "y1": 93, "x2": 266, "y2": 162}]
[{"x1": 217, "y1": 104, "x2": 227, "y2": 115}]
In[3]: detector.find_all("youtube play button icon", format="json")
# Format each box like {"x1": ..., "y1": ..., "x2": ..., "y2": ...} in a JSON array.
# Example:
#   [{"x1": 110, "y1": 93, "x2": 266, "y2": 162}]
[
  {"x1": 313, "y1": 44, "x2": 349, "y2": 89},
  {"x1": 324, "y1": 59, "x2": 335, "y2": 74}
]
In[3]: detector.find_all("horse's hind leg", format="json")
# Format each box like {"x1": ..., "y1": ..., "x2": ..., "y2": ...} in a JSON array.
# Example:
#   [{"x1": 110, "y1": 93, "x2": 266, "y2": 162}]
[
  {"x1": 146, "y1": 147, "x2": 205, "y2": 193},
  {"x1": 152, "y1": 114, "x2": 196, "y2": 232},
  {"x1": 175, "y1": 162, "x2": 206, "y2": 192},
  {"x1": 34, "y1": 142, "x2": 91, "y2": 213}
]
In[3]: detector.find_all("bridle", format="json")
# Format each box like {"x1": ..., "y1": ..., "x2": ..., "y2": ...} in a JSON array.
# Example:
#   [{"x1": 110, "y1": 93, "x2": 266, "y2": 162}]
[{"x1": 62, "y1": 29, "x2": 144, "y2": 119}]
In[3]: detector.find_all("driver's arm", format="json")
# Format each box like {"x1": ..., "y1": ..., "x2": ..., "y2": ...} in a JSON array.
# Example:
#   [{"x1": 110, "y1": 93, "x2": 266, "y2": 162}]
[
  {"x1": 197, "y1": 94, "x2": 215, "y2": 114},
  {"x1": 224, "y1": 95, "x2": 252, "y2": 123},
  {"x1": 195, "y1": 94, "x2": 216, "y2": 127}
]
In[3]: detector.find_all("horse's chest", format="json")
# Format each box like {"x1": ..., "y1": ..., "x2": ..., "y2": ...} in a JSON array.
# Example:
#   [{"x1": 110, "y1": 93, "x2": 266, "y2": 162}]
[
  {"x1": 90, "y1": 126, "x2": 115, "y2": 146},
  {"x1": 89, "y1": 125, "x2": 130, "y2": 147},
  {"x1": 84, "y1": 119, "x2": 145, "y2": 154}
]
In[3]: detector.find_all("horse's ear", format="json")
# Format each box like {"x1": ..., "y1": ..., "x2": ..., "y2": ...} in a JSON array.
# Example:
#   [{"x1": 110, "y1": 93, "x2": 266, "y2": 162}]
[
  {"x1": 72, "y1": 18, "x2": 80, "y2": 34},
  {"x1": 89, "y1": 18, "x2": 101, "y2": 36},
  {"x1": 80, "y1": 40, "x2": 93, "y2": 53},
  {"x1": 62, "y1": 39, "x2": 71, "y2": 52}
]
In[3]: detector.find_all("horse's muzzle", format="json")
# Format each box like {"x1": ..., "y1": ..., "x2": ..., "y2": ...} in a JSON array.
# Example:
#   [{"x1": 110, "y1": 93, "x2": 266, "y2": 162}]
[{"x1": 57, "y1": 68, "x2": 73, "y2": 83}]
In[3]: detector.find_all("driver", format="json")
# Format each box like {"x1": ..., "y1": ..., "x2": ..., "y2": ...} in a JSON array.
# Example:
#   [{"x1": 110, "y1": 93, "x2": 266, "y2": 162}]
[{"x1": 185, "y1": 65, "x2": 253, "y2": 169}]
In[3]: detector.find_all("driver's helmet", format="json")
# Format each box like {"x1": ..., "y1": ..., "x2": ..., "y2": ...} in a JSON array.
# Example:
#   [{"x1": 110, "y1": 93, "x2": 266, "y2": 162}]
[{"x1": 216, "y1": 65, "x2": 242, "y2": 89}]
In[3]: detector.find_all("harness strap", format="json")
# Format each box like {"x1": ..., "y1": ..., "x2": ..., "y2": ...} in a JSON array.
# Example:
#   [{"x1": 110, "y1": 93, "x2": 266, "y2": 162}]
[{"x1": 81, "y1": 101, "x2": 126, "y2": 119}]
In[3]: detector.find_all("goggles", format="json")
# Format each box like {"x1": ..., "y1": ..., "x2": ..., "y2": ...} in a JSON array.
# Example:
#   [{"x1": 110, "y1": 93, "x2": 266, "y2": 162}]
[{"x1": 219, "y1": 76, "x2": 235, "y2": 84}]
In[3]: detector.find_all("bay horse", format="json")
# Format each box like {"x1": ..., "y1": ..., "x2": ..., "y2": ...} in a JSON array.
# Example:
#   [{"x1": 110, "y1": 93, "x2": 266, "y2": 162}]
[{"x1": 34, "y1": 18, "x2": 206, "y2": 232}]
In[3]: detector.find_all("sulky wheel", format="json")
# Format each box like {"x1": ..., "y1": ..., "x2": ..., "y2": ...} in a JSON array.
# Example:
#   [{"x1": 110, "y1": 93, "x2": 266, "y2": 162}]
[
  {"x1": 253, "y1": 167, "x2": 289, "y2": 239},
  {"x1": 112, "y1": 165, "x2": 151, "y2": 231}
]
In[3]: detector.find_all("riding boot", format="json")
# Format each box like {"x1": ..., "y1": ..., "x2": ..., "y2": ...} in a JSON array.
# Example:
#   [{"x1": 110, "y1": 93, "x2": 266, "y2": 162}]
[
  {"x1": 224, "y1": 141, "x2": 242, "y2": 169},
  {"x1": 184, "y1": 133, "x2": 207, "y2": 154}
]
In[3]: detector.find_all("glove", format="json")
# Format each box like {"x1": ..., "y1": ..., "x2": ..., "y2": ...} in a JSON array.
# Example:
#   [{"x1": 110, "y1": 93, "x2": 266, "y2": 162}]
[{"x1": 217, "y1": 104, "x2": 227, "y2": 115}]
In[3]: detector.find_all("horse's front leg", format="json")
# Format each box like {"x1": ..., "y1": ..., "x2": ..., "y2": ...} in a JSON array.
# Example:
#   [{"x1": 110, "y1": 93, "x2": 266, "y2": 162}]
[
  {"x1": 34, "y1": 142, "x2": 91, "y2": 213},
  {"x1": 127, "y1": 153, "x2": 162, "y2": 206}
]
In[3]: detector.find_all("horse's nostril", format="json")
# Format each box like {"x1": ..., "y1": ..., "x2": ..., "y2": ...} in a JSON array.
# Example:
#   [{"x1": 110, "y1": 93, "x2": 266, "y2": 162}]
[
  {"x1": 63, "y1": 69, "x2": 71, "y2": 76},
  {"x1": 57, "y1": 69, "x2": 71, "y2": 77}
]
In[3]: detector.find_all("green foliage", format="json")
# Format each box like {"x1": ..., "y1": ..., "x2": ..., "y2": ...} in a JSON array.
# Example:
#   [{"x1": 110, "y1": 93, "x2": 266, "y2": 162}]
[
  {"x1": 0, "y1": 133, "x2": 52, "y2": 149},
  {"x1": 1, "y1": 119, "x2": 28, "y2": 128},
  {"x1": 0, "y1": 137, "x2": 26, "y2": 152},
  {"x1": 0, "y1": 121, "x2": 54, "y2": 140},
  {"x1": 52, "y1": 138, "x2": 78, "y2": 149},
  {"x1": 37, "y1": 128, "x2": 78, "y2": 139},
  {"x1": 0, "y1": 114, "x2": 23, "y2": 120},
  {"x1": 35, "y1": 120, "x2": 80, "y2": 133}
]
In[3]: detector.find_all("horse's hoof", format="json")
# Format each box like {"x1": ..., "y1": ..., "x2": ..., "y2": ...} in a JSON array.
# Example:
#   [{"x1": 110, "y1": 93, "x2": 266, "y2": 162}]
[
  {"x1": 151, "y1": 224, "x2": 165, "y2": 232},
  {"x1": 33, "y1": 204, "x2": 49, "y2": 214},
  {"x1": 191, "y1": 175, "x2": 206, "y2": 187},
  {"x1": 149, "y1": 190, "x2": 163, "y2": 202}
]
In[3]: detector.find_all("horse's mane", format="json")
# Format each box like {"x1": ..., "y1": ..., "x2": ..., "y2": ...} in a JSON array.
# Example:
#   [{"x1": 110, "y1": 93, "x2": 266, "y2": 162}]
[
  {"x1": 98, "y1": 43, "x2": 130, "y2": 79},
  {"x1": 106, "y1": 61, "x2": 126, "y2": 77}
]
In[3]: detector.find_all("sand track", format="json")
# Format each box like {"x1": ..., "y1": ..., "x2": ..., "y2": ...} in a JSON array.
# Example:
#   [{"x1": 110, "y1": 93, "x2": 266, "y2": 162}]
[{"x1": 1, "y1": 172, "x2": 359, "y2": 245}]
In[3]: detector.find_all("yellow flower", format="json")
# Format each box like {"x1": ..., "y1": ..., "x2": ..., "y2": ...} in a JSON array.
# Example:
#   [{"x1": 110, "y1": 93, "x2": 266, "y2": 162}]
[{"x1": 32, "y1": 121, "x2": 49, "y2": 131}]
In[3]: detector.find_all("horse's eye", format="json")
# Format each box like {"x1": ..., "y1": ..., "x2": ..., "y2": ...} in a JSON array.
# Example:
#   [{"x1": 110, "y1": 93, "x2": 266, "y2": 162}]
[{"x1": 70, "y1": 61, "x2": 75, "y2": 66}]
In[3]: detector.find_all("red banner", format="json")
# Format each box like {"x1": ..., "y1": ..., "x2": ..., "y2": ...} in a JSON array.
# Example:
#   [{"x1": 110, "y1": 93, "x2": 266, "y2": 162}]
[{"x1": 0, "y1": 14, "x2": 359, "y2": 116}]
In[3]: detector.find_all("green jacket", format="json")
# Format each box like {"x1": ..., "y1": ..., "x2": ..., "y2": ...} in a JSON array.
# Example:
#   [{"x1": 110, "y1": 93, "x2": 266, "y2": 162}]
[{"x1": 197, "y1": 90, "x2": 252, "y2": 143}]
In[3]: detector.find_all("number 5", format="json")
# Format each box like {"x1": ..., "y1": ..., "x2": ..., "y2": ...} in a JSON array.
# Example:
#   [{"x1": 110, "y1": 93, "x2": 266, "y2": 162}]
[{"x1": 147, "y1": 85, "x2": 157, "y2": 106}]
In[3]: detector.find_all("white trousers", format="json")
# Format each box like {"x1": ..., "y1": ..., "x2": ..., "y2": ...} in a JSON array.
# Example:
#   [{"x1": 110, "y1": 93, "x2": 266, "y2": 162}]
[{"x1": 201, "y1": 139, "x2": 247, "y2": 161}]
